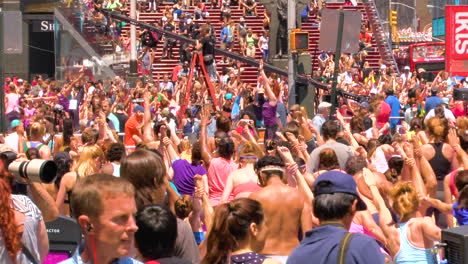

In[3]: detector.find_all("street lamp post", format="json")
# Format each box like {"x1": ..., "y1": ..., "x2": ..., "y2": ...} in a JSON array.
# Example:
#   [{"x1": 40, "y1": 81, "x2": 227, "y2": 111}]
[
  {"x1": 288, "y1": 0, "x2": 296, "y2": 106},
  {"x1": 128, "y1": 0, "x2": 138, "y2": 86}
]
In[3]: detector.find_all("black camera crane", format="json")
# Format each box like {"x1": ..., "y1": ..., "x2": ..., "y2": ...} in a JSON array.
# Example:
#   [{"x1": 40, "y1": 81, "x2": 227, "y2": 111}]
[{"x1": 97, "y1": 9, "x2": 364, "y2": 105}]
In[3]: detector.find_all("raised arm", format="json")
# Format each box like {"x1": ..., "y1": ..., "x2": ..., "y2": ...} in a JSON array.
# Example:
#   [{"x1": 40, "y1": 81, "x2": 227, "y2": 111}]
[
  {"x1": 277, "y1": 146, "x2": 314, "y2": 202},
  {"x1": 199, "y1": 109, "x2": 213, "y2": 168},
  {"x1": 142, "y1": 90, "x2": 155, "y2": 143},
  {"x1": 195, "y1": 174, "x2": 213, "y2": 230},
  {"x1": 362, "y1": 168, "x2": 399, "y2": 256},
  {"x1": 412, "y1": 139, "x2": 437, "y2": 198},
  {"x1": 29, "y1": 182, "x2": 59, "y2": 222},
  {"x1": 259, "y1": 60, "x2": 277, "y2": 106},
  {"x1": 449, "y1": 128, "x2": 468, "y2": 170}
]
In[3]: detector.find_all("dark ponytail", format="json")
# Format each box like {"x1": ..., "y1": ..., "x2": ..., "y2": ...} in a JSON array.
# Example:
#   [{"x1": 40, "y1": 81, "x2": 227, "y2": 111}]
[{"x1": 202, "y1": 198, "x2": 264, "y2": 264}]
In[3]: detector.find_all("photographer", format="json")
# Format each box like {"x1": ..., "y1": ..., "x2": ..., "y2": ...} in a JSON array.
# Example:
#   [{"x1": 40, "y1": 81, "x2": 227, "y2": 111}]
[{"x1": 0, "y1": 145, "x2": 59, "y2": 223}]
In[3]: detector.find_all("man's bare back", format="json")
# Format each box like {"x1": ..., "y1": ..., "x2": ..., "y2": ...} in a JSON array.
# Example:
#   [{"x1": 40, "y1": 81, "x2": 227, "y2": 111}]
[{"x1": 250, "y1": 181, "x2": 312, "y2": 256}]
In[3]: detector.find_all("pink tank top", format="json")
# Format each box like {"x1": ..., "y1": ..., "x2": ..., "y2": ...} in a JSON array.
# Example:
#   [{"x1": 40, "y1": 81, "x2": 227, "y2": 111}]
[
  {"x1": 232, "y1": 180, "x2": 262, "y2": 198},
  {"x1": 6, "y1": 93, "x2": 19, "y2": 113},
  {"x1": 372, "y1": 147, "x2": 389, "y2": 174},
  {"x1": 349, "y1": 222, "x2": 389, "y2": 256}
]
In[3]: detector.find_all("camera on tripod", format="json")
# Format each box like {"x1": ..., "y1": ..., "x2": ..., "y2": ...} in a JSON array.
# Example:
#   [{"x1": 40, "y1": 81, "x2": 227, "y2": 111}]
[{"x1": 0, "y1": 151, "x2": 58, "y2": 184}]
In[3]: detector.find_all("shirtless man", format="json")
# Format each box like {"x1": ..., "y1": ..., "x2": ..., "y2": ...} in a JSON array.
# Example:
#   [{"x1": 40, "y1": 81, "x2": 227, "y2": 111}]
[{"x1": 250, "y1": 156, "x2": 313, "y2": 264}]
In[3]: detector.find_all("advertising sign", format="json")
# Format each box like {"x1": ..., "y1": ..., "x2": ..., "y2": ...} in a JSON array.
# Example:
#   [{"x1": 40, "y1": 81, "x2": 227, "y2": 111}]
[{"x1": 446, "y1": 5, "x2": 468, "y2": 75}]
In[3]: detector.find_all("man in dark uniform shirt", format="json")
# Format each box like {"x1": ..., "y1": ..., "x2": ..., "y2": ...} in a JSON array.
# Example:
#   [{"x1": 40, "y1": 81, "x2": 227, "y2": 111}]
[{"x1": 287, "y1": 171, "x2": 385, "y2": 264}]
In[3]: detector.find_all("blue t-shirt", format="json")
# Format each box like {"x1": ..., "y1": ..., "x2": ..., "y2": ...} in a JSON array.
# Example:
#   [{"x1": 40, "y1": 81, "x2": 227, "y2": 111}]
[
  {"x1": 220, "y1": 26, "x2": 232, "y2": 43},
  {"x1": 453, "y1": 201, "x2": 468, "y2": 226},
  {"x1": 287, "y1": 225, "x2": 385, "y2": 264},
  {"x1": 425, "y1": 96, "x2": 443, "y2": 113},
  {"x1": 384, "y1": 95, "x2": 401, "y2": 129},
  {"x1": 301, "y1": 5, "x2": 310, "y2": 17}
]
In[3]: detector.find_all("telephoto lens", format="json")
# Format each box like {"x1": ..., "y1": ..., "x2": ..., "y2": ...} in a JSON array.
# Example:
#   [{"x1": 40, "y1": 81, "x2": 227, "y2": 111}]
[{"x1": 8, "y1": 159, "x2": 58, "y2": 184}]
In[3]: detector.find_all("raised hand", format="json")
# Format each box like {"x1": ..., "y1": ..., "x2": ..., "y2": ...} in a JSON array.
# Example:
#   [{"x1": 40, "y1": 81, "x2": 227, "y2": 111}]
[
  {"x1": 402, "y1": 142, "x2": 414, "y2": 159},
  {"x1": 285, "y1": 132, "x2": 299, "y2": 146},
  {"x1": 143, "y1": 90, "x2": 151, "y2": 102},
  {"x1": 162, "y1": 137, "x2": 172, "y2": 147},
  {"x1": 194, "y1": 174, "x2": 205, "y2": 198},
  {"x1": 200, "y1": 109, "x2": 209, "y2": 127},
  {"x1": 448, "y1": 128, "x2": 460, "y2": 148},
  {"x1": 277, "y1": 146, "x2": 294, "y2": 163}
]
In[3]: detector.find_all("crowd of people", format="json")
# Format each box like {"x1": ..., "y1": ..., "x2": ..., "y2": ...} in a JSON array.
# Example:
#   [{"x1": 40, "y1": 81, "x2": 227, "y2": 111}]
[{"x1": 2, "y1": 0, "x2": 468, "y2": 264}]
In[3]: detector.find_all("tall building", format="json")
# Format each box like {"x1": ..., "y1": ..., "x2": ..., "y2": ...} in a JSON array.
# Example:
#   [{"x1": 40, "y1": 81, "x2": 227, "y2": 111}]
[{"x1": 1, "y1": 0, "x2": 57, "y2": 81}]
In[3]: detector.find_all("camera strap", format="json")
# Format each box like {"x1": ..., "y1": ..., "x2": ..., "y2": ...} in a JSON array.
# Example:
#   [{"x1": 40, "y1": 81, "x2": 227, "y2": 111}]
[
  {"x1": 21, "y1": 241, "x2": 39, "y2": 264},
  {"x1": 337, "y1": 232, "x2": 354, "y2": 264}
]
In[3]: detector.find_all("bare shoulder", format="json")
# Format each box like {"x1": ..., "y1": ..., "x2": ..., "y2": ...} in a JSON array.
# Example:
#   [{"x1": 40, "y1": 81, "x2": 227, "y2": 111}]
[
  {"x1": 422, "y1": 216, "x2": 437, "y2": 225},
  {"x1": 263, "y1": 258, "x2": 282, "y2": 264},
  {"x1": 420, "y1": 144, "x2": 433, "y2": 151},
  {"x1": 249, "y1": 188, "x2": 264, "y2": 200},
  {"x1": 62, "y1": 172, "x2": 77, "y2": 189}
]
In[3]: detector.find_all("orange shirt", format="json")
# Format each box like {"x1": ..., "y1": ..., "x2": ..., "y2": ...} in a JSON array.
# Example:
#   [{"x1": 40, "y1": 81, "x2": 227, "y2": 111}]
[{"x1": 124, "y1": 115, "x2": 142, "y2": 146}]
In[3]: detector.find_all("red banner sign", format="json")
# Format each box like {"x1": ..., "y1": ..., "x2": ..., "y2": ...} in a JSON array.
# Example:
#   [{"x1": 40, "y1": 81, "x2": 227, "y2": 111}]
[{"x1": 446, "y1": 5, "x2": 468, "y2": 75}]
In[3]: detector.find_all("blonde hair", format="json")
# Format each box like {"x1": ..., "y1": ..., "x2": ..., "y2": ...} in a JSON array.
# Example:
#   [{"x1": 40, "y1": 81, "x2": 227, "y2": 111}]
[
  {"x1": 426, "y1": 117, "x2": 448, "y2": 142},
  {"x1": 29, "y1": 122, "x2": 46, "y2": 140},
  {"x1": 179, "y1": 138, "x2": 191, "y2": 152},
  {"x1": 390, "y1": 182, "x2": 419, "y2": 222},
  {"x1": 73, "y1": 145, "x2": 104, "y2": 178},
  {"x1": 238, "y1": 142, "x2": 262, "y2": 163}
]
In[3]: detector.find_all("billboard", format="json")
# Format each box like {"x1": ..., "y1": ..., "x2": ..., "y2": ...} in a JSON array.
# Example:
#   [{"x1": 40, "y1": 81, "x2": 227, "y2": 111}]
[{"x1": 446, "y1": 5, "x2": 468, "y2": 75}]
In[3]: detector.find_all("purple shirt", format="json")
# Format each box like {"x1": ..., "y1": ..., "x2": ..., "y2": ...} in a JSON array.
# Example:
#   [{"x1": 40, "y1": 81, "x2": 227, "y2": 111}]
[
  {"x1": 58, "y1": 93, "x2": 70, "y2": 111},
  {"x1": 172, "y1": 159, "x2": 207, "y2": 196},
  {"x1": 262, "y1": 101, "x2": 277, "y2": 126}
]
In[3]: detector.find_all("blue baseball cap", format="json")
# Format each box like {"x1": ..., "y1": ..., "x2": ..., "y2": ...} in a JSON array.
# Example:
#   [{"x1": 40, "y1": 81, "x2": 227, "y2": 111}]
[
  {"x1": 134, "y1": 105, "x2": 144, "y2": 113},
  {"x1": 11, "y1": 119, "x2": 21, "y2": 128},
  {"x1": 314, "y1": 171, "x2": 367, "y2": 211},
  {"x1": 225, "y1": 93, "x2": 233, "y2": 100}
]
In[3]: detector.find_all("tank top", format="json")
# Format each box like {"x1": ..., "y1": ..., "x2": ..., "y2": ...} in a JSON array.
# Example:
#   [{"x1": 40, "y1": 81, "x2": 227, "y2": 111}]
[
  {"x1": 232, "y1": 180, "x2": 262, "y2": 198},
  {"x1": 112, "y1": 163, "x2": 121, "y2": 177},
  {"x1": 183, "y1": 120, "x2": 193, "y2": 137},
  {"x1": 394, "y1": 221, "x2": 436, "y2": 264},
  {"x1": 428, "y1": 143, "x2": 452, "y2": 181},
  {"x1": 246, "y1": 35, "x2": 255, "y2": 47},
  {"x1": 23, "y1": 141, "x2": 44, "y2": 152},
  {"x1": 231, "y1": 252, "x2": 266, "y2": 264},
  {"x1": 5, "y1": 93, "x2": 19, "y2": 114},
  {"x1": 349, "y1": 221, "x2": 389, "y2": 256},
  {"x1": 372, "y1": 147, "x2": 389, "y2": 174}
]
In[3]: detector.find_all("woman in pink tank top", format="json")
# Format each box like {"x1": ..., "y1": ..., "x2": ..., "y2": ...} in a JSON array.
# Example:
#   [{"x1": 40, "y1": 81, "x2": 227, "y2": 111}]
[
  {"x1": 5, "y1": 84, "x2": 21, "y2": 130},
  {"x1": 221, "y1": 143, "x2": 262, "y2": 203}
]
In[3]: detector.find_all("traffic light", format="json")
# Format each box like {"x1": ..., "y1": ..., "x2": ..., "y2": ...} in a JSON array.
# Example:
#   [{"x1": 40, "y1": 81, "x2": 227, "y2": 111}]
[
  {"x1": 290, "y1": 29, "x2": 309, "y2": 51},
  {"x1": 389, "y1": 10, "x2": 398, "y2": 26}
]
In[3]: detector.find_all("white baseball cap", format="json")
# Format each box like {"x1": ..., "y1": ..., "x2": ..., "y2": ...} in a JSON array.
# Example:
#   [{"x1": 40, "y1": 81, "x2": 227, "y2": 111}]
[
  {"x1": 318, "y1": 101, "x2": 332, "y2": 109},
  {"x1": 380, "y1": 65, "x2": 387, "y2": 70},
  {"x1": 404, "y1": 66, "x2": 410, "y2": 70}
]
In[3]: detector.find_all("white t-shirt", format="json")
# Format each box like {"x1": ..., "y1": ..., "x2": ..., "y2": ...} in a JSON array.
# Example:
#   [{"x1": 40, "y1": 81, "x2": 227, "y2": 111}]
[
  {"x1": 4, "y1": 132, "x2": 19, "y2": 152},
  {"x1": 260, "y1": 36, "x2": 269, "y2": 50}
]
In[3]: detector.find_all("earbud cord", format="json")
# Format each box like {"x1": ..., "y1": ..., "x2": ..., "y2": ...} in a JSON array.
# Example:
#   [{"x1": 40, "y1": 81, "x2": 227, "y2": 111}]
[{"x1": 90, "y1": 233, "x2": 98, "y2": 264}]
